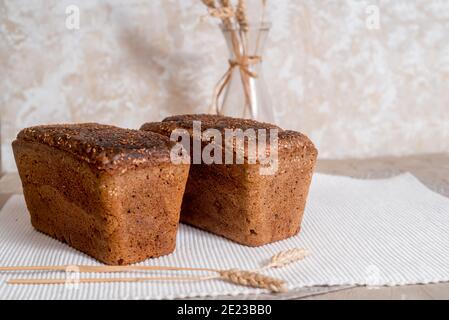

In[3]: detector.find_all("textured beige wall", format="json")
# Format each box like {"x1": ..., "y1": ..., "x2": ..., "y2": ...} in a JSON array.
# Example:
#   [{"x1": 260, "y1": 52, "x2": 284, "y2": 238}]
[{"x1": 1, "y1": 0, "x2": 449, "y2": 172}]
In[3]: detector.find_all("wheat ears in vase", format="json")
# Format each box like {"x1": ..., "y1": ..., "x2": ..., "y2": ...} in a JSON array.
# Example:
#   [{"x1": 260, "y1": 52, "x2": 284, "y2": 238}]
[
  {"x1": 201, "y1": 0, "x2": 268, "y2": 118},
  {"x1": 2, "y1": 248, "x2": 309, "y2": 293}
]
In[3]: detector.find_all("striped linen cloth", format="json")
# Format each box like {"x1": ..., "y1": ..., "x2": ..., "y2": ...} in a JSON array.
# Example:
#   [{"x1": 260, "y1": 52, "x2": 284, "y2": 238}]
[{"x1": 0, "y1": 173, "x2": 448, "y2": 299}]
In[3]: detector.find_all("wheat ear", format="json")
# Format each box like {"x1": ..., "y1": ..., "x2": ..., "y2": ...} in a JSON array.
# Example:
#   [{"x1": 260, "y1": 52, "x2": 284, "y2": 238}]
[
  {"x1": 220, "y1": 269, "x2": 286, "y2": 293},
  {"x1": 219, "y1": 0, "x2": 231, "y2": 7},
  {"x1": 201, "y1": 0, "x2": 216, "y2": 9},
  {"x1": 266, "y1": 248, "x2": 310, "y2": 269},
  {"x1": 236, "y1": 0, "x2": 249, "y2": 32}
]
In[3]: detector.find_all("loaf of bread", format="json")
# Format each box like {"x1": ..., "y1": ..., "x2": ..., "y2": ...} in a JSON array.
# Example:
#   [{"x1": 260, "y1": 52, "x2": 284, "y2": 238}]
[
  {"x1": 12, "y1": 124, "x2": 190, "y2": 265},
  {"x1": 141, "y1": 115, "x2": 318, "y2": 247}
]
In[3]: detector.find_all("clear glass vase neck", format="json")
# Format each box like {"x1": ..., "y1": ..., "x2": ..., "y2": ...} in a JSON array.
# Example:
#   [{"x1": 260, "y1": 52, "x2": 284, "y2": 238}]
[
  {"x1": 218, "y1": 24, "x2": 275, "y2": 123},
  {"x1": 221, "y1": 24, "x2": 271, "y2": 59}
]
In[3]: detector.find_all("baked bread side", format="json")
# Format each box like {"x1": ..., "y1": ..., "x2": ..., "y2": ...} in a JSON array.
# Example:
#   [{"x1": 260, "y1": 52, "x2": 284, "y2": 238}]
[
  {"x1": 141, "y1": 115, "x2": 318, "y2": 246},
  {"x1": 13, "y1": 124, "x2": 189, "y2": 265}
]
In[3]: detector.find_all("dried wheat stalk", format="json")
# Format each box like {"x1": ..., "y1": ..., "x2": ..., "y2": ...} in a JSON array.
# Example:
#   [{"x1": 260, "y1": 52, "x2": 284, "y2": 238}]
[
  {"x1": 7, "y1": 270, "x2": 287, "y2": 293},
  {"x1": 3, "y1": 247, "x2": 308, "y2": 294},
  {"x1": 261, "y1": 0, "x2": 268, "y2": 20},
  {"x1": 7, "y1": 276, "x2": 214, "y2": 286}
]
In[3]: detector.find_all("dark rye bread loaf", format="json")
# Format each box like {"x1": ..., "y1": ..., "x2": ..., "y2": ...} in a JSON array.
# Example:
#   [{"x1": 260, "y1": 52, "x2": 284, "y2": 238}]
[
  {"x1": 141, "y1": 115, "x2": 318, "y2": 247},
  {"x1": 12, "y1": 124, "x2": 190, "y2": 265}
]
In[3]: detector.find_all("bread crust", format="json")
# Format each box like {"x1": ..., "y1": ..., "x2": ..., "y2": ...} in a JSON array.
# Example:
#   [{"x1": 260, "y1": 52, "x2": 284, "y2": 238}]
[
  {"x1": 141, "y1": 115, "x2": 318, "y2": 246},
  {"x1": 13, "y1": 124, "x2": 189, "y2": 265},
  {"x1": 16, "y1": 123, "x2": 173, "y2": 174}
]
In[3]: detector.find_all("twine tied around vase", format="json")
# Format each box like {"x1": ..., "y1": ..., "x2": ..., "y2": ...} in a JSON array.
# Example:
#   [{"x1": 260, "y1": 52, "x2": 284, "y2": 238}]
[{"x1": 210, "y1": 55, "x2": 262, "y2": 116}]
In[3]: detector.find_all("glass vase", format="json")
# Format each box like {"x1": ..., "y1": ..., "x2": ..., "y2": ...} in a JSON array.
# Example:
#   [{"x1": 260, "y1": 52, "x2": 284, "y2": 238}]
[{"x1": 218, "y1": 23, "x2": 274, "y2": 124}]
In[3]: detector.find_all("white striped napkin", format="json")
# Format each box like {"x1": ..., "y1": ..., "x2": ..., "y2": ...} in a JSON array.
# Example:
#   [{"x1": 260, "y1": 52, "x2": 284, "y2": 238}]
[{"x1": 0, "y1": 173, "x2": 448, "y2": 300}]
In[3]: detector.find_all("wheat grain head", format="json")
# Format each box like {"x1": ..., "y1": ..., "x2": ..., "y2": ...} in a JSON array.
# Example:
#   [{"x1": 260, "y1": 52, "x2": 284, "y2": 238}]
[
  {"x1": 236, "y1": 0, "x2": 249, "y2": 32},
  {"x1": 220, "y1": 269, "x2": 287, "y2": 293},
  {"x1": 268, "y1": 248, "x2": 310, "y2": 269},
  {"x1": 201, "y1": 0, "x2": 216, "y2": 9}
]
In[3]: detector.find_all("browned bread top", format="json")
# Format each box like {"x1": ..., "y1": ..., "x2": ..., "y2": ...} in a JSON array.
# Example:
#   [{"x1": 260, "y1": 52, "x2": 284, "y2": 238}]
[
  {"x1": 141, "y1": 114, "x2": 317, "y2": 155},
  {"x1": 163, "y1": 114, "x2": 280, "y2": 132},
  {"x1": 15, "y1": 123, "x2": 173, "y2": 172},
  {"x1": 141, "y1": 114, "x2": 280, "y2": 137},
  {"x1": 278, "y1": 130, "x2": 317, "y2": 152}
]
